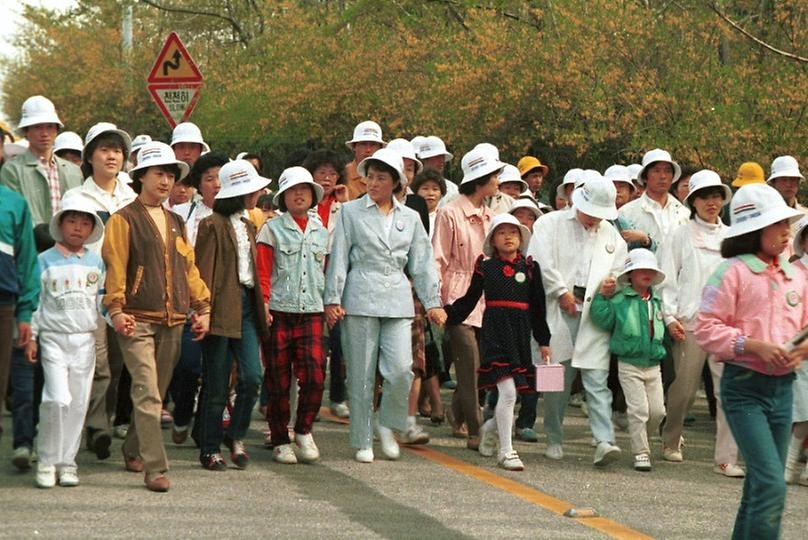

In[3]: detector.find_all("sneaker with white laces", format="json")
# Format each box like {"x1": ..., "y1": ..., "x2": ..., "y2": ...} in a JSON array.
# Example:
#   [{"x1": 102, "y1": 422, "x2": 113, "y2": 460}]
[
  {"x1": 478, "y1": 422, "x2": 498, "y2": 457},
  {"x1": 12, "y1": 446, "x2": 32, "y2": 470},
  {"x1": 399, "y1": 424, "x2": 430, "y2": 445},
  {"x1": 714, "y1": 463, "x2": 745, "y2": 478},
  {"x1": 355, "y1": 447, "x2": 374, "y2": 463},
  {"x1": 58, "y1": 466, "x2": 79, "y2": 487},
  {"x1": 377, "y1": 425, "x2": 400, "y2": 460},
  {"x1": 544, "y1": 443, "x2": 564, "y2": 460},
  {"x1": 36, "y1": 463, "x2": 56, "y2": 489},
  {"x1": 330, "y1": 401, "x2": 350, "y2": 418},
  {"x1": 593, "y1": 441, "x2": 621, "y2": 467},
  {"x1": 633, "y1": 453, "x2": 652, "y2": 472},
  {"x1": 273, "y1": 443, "x2": 298, "y2": 464},
  {"x1": 662, "y1": 445, "x2": 683, "y2": 462},
  {"x1": 498, "y1": 451, "x2": 525, "y2": 471},
  {"x1": 295, "y1": 433, "x2": 320, "y2": 463}
]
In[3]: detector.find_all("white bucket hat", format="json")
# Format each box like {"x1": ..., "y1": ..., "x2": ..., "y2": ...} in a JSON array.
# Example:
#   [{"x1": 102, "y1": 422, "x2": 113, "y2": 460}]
[
  {"x1": 386, "y1": 138, "x2": 423, "y2": 173},
  {"x1": 616, "y1": 248, "x2": 665, "y2": 286},
  {"x1": 345, "y1": 120, "x2": 385, "y2": 149},
  {"x1": 131, "y1": 141, "x2": 190, "y2": 181},
  {"x1": 638, "y1": 148, "x2": 682, "y2": 185},
  {"x1": 18, "y1": 95, "x2": 63, "y2": 129},
  {"x1": 130, "y1": 134, "x2": 152, "y2": 157},
  {"x1": 53, "y1": 132, "x2": 84, "y2": 155},
  {"x1": 460, "y1": 147, "x2": 505, "y2": 185},
  {"x1": 170, "y1": 122, "x2": 210, "y2": 153},
  {"x1": 498, "y1": 164, "x2": 529, "y2": 191},
  {"x1": 792, "y1": 216, "x2": 808, "y2": 257},
  {"x1": 603, "y1": 164, "x2": 635, "y2": 191},
  {"x1": 357, "y1": 147, "x2": 408, "y2": 187},
  {"x1": 473, "y1": 142, "x2": 500, "y2": 161},
  {"x1": 508, "y1": 196, "x2": 541, "y2": 220},
  {"x1": 216, "y1": 159, "x2": 271, "y2": 199},
  {"x1": 49, "y1": 196, "x2": 104, "y2": 246},
  {"x1": 725, "y1": 183, "x2": 803, "y2": 239},
  {"x1": 4, "y1": 140, "x2": 29, "y2": 160},
  {"x1": 416, "y1": 135, "x2": 453, "y2": 162},
  {"x1": 571, "y1": 177, "x2": 618, "y2": 220},
  {"x1": 83, "y1": 122, "x2": 132, "y2": 160},
  {"x1": 767, "y1": 155, "x2": 804, "y2": 183},
  {"x1": 683, "y1": 170, "x2": 732, "y2": 207},
  {"x1": 273, "y1": 166, "x2": 324, "y2": 207},
  {"x1": 482, "y1": 213, "x2": 531, "y2": 257},
  {"x1": 556, "y1": 168, "x2": 583, "y2": 200}
]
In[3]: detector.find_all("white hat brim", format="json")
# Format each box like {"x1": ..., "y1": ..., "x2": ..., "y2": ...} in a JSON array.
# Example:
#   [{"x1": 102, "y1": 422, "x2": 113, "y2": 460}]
[
  {"x1": 683, "y1": 184, "x2": 732, "y2": 208},
  {"x1": 482, "y1": 222, "x2": 531, "y2": 257},
  {"x1": 639, "y1": 160, "x2": 682, "y2": 186},
  {"x1": 617, "y1": 266, "x2": 666, "y2": 286},
  {"x1": 725, "y1": 206, "x2": 804, "y2": 239},
  {"x1": 460, "y1": 161, "x2": 504, "y2": 185},
  {"x1": 767, "y1": 169, "x2": 805, "y2": 183},
  {"x1": 571, "y1": 187, "x2": 618, "y2": 220},
  {"x1": 273, "y1": 179, "x2": 324, "y2": 207},
  {"x1": 18, "y1": 115, "x2": 63, "y2": 130},
  {"x1": 216, "y1": 176, "x2": 271, "y2": 200},
  {"x1": 419, "y1": 149, "x2": 453, "y2": 162},
  {"x1": 82, "y1": 128, "x2": 133, "y2": 160},
  {"x1": 49, "y1": 205, "x2": 104, "y2": 246},
  {"x1": 357, "y1": 155, "x2": 408, "y2": 187}
]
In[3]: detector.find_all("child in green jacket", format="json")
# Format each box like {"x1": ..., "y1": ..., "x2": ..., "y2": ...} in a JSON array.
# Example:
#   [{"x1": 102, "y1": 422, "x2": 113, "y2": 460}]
[{"x1": 590, "y1": 248, "x2": 666, "y2": 472}]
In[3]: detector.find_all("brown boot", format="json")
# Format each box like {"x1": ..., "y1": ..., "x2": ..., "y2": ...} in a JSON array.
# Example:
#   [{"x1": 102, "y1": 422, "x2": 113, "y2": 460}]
[{"x1": 144, "y1": 472, "x2": 170, "y2": 492}]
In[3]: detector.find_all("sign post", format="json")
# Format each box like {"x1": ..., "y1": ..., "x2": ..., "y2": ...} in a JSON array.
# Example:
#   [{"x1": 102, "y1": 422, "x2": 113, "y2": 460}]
[{"x1": 147, "y1": 32, "x2": 203, "y2": 128}]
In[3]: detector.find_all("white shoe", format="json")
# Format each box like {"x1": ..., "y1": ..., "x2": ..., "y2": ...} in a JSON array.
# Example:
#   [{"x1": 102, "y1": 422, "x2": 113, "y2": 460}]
[
  {"x1": 294, "y1": 433, "x2": 320, "y2": 463},
  {"x1": 330, "y1": 401, "x2": 350, "y2": 418},
  {"x1": 36, "y1": 463, "x2": 56, "y2": 489},
  {"x1": 273, "y1": 443, "x2": 298, "y2": 464},
  {"x1": 544, "y1": 443, "x2": 564, "y2": 460},
  {"x1": 377, "y1": 425, "x2": 400, "y2": 460},
  {"x1": 662, "y1": 445, "x2": 683, "y2": 462},
  {"x1": 478, "y1": 422, "x2": 498, "y2": 457},
  {"x1": 714, "y1": 463, "x2": 745, "y2": 478},
  {"x1": 58, "y1": 466, "x2": 79, "y2": 487},
  {"x1": 399, "y1": 424, "x2": 429, "y2": 445},
  {"x1": 593, "y1": 441, "x2": 621, "y2": 467},
  {"x1": 633, "y1": 453, "x2": 651, "y2": 472},
  {"x1": 498, "y1": 451, "x2": 524, "y2": 471},
  {"x1": 355, "y1": 448, "x2": 374, "y2": 463}
]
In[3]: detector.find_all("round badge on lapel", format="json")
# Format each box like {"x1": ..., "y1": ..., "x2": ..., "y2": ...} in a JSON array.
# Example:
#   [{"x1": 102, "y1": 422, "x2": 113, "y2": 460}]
[
  {"x1": 396, "y1": 220, "x2": 405, "y2": 231},
  {"x1": 786, "y1": 290, "x2": 800, "y2": 307},
  {"x1": 605, "y1": 243, "x2": 615, "y2": 254},
  {"x1": 514, "y1": 271, "x2": 526, "y2": 283}
]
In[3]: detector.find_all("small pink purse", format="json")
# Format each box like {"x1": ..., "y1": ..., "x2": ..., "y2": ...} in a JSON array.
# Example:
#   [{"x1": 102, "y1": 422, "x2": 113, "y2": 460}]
[{"x1": 535, "y1": 364, "x2": 565, "y2": 392}]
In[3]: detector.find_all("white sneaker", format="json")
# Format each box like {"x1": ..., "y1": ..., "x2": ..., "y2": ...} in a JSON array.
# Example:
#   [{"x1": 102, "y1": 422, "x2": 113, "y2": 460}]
[
  {"x1": 355, "y1": 448, "x2": 374, "y2": 463},
  {"x1": 377, "y1": 425, "x2": 400, "y2": 460},
  {"x1": 294, "y1": 433, "x2": 320, "y2": 463},
  {"x1": 714, "y1": 463, "x2": 745, "y2": 478},
  {"x1": 593, "y1": 441, "x2": 621, "y2": 467},
  {"x1": 478, "y1": 422, "x2": 498, "y2": 457},
  {"x1": 498, "y1": 451, "x2": 525, "y2": 471},
  {"x1": 36, "y1": 463, "x2": 56, "y2": 489},
  {"x1": 633, "y1": 453, "x2": 652, "y2": 472},
  {"x1": 273, "y1": 443, "x2": 298, "y2": 464},
  {"x1": 58, "y1": 466, "x2": 80, "y2": 487},
  {"x1": 399, "y1": 424, "x2": 430, "y2": 445},
  {"x1": 544, "y1": 443, "x2": 564, "y2": 460},
  {"x1": 330, "y1": 401, "x2": 350, "y2": 418},
  {"x1": 662, "y1": 445, "x2": 683, "y2": 462}
]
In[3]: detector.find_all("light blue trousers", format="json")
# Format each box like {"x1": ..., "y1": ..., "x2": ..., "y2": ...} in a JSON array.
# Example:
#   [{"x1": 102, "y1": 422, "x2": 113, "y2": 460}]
[{"x1": 341, "y1": 316, "x2": 414, "y2": 449}]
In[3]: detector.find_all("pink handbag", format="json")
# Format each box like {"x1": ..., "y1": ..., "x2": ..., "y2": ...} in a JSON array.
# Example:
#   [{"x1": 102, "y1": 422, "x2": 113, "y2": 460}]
[{"x1": 535, "y1": 364, "x2": 565, "y2": 392}]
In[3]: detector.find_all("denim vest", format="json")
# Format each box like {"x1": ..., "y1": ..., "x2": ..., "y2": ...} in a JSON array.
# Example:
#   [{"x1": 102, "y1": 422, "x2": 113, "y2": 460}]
[{"x1": 267, "y1": 213, "x2": 328, "y2": 313}]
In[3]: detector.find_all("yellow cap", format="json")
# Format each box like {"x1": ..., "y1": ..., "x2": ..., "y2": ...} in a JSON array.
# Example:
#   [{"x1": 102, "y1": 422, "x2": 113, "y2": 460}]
[
  {"x1": 732, "y1": 162, "x2": 765, "y2": 188},
  {"x1": 517, "y1": 156, "x2": 550, "y2": 178}
]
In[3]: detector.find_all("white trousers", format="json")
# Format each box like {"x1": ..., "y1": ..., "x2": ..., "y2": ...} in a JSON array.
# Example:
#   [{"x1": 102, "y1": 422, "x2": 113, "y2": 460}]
[
  {"x1": 37, "y1": 331, "x2": 96, "y2": 467},
  {"x1": 618, "y1": 362, "x2": 666, "y2": 455}
]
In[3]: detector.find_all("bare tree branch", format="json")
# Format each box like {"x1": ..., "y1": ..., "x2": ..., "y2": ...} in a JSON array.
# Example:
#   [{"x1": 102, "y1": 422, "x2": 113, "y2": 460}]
[
  {"x1": 139, "y1": 0, "x2": 251, "y2": 47},
  {"x1": 706, "y1": 1, "x2": 807, "y2": 64}
]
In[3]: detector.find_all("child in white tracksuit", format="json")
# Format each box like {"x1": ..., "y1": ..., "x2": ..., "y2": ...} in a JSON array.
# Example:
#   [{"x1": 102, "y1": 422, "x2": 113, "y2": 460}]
[{"x1": 28, "y1": 198, "x2": 105, "y2": 488}]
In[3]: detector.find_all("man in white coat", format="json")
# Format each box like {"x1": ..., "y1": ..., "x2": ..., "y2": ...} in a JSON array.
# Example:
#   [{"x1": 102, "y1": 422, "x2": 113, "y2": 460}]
[{"x1": 528, "y1": 176, "x2": 627, "y2": 466}]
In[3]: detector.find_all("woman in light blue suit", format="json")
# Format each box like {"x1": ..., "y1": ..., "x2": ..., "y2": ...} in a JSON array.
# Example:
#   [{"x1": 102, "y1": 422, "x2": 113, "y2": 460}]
[{"x1": 325, "y1": 148, "x2": 447, "y2": 463}]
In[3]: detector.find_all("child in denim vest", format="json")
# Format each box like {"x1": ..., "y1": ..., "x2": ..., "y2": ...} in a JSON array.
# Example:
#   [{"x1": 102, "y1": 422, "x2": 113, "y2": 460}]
[
  {"x1": 256, "y1": 167, "x2": 328, "y2": 464},
  {"x1": 590, "y1": 248, "x2": 667, "y2": 472}
]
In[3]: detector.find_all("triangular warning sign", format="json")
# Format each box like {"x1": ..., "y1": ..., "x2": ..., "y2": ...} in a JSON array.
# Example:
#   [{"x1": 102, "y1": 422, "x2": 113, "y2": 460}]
[
  {"x1": 148, "y1": 84, "x2": 202, "y2": 128},
  {"x1": 147, "y1": 32, "x2": 203, "y2": 84}
]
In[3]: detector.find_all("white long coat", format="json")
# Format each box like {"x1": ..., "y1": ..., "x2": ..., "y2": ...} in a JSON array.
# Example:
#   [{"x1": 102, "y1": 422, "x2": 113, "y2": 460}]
[{"x1": 528, "y1": 209, "x2": 627, "y2": 370}]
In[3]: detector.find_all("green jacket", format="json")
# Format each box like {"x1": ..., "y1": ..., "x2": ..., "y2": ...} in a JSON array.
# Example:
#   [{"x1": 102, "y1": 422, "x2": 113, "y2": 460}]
[
  {"x1": 590, "y1": 287, "x2": 666, "y2": 367},
  {"x1": 0, "y1": 149, "x2": 83, "y2": 225},
  {"x1": 0, "y1": 185, "x2": 40, "y2": 322}
]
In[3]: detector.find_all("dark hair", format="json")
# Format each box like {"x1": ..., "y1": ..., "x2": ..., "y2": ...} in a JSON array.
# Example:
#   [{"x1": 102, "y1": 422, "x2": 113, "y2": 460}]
[
  {"x1": 80, "y1": 132, "x2": 127, "y2": 178},
  {"x1": 459, "y1": 171, "x2": 497, "y2": 196},
  {"x1": 302, "y1": 149, "x2": 346, "y2": 185},
  {"x1": 188, "y1": 151, "x2": 229, "y2": 190},
  {"x1": 721, "y1": 229, "x2": 762, "y2": 258},
  {"x1": 687, "y1": 185, "x2": 727, "y2": 218},
  {"x1": 257, "y1": 193, "x2": 274, "y2": 211},
  {"x1": 670, "y1": 165, "x2": 697, "y2": 192},
  {"x1": 55, "y1": 149, "x2": 81, "y2": 162},
  {"x1": 410, "y1": 168, "x2": 447, "y2": 196},
  {"x1": 213, "y1": 195, "x2": 246, "y2": 217},
  {"x1": 241, "y1": 153, "x2": 264, "y2": 173},
  {"x1": 130, "y1": 164, "x2": 182, "y2": 194},
  {"x1": 59, "y1": 210, "x2": 96, "y2": 230},
  {"x1": 277, "y1": 184, "x2": 318, "y2": 213},
  {"x1": 365, "y1": 159, "x2": 404, "y2": 194}
]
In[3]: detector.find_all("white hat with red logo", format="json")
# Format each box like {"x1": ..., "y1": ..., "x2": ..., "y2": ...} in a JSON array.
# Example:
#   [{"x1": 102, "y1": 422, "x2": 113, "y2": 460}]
[
  {"x1": 416, "y1": 135, "x2": 453, "y2": 162},
  {"x1": 131, "y1": 141, "x2": 190, "y2": 181},
  {"x1": 216, "y1": 159, "x2": 271, "y2": 199},
  {"x1": 726, "y1": 183, "x2": 803, "y2": 238},
  {"x1": 345, "y1": 120, "x2": 385, "y2": 149},
  {"x1": 460, "y1": 147, "x2": 505, "y2": 185}
]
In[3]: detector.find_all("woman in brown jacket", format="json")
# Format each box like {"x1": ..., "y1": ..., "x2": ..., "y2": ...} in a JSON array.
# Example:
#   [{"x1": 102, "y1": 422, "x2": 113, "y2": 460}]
[{"x1": 194, "y1": 159, "x2": 269, "y2": 471}]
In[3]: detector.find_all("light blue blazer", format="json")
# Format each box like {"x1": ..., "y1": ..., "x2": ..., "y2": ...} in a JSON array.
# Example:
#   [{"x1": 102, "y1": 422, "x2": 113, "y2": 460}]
[{"x1": 324, "y1": 195, "x2": 441, "y2": 318}]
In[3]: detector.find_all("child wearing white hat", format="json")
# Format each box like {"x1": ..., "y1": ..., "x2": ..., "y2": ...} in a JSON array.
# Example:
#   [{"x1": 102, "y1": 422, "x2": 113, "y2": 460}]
[
  {"x1": 53, "y1": 131, "x2": 83, "y2": 166},
  {"x1": 27, "y1": 197, "x2": 105, "y2": 488},
  {"x1": 444, "y1": 213, "x2": 551, "y2": 470},
  {"x1": 256, "y1": 166, "x2": 328, "y2": 464},
  {"x1": 590, "y1": 249, "x2": 667, "y2": 471},
  {"x1": 694, "y1": 183, "x2": 808, "y2": 539}
]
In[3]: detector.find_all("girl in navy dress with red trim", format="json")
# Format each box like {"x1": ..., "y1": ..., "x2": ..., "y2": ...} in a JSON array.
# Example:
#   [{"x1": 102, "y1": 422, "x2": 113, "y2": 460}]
[{"x1": 444, "y1": 213, "x2": 551, "y2": 470}]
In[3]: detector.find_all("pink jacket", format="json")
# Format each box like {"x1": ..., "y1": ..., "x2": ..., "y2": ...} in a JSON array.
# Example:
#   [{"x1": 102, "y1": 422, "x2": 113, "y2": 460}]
[
  {"x1": 432, "y1": 195, "x2": 492, "y2": 328},
  {"x1": 695, "y1": 254, "x2": 808, "y2": 376}
]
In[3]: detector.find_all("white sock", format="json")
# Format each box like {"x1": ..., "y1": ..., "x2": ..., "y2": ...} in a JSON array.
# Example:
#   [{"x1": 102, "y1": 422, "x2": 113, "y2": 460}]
[
  {"x1": 407, "y1": 416, "x2": 416, "y2": 428},
  {"x1": 495, "y1": 378, "x2": 517, "y2": 456}
]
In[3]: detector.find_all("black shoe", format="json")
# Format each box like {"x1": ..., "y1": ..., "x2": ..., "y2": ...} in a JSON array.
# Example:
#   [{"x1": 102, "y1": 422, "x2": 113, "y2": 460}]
[
  {"x1": 91, "y1": 432, "x2": 112, "y2": 460},
  {"x1": 200, "y1": 453, "x2": 227, "y2": 471}
]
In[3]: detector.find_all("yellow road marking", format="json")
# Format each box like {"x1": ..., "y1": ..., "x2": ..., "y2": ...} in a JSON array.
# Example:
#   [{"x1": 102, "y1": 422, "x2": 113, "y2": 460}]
[{"x1": 320, "y1": 408, "x2": 652, "y2": 539}]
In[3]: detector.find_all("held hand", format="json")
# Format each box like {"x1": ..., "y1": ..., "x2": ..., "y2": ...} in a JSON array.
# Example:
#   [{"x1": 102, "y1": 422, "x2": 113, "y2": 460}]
[
  {"x1": 265, "y1": 303, "x2": 273, "y2": 328},
  {"x1": 620, "y1": 230, "x2": 649, "y2": 246},
  {"x1": 17, "y1": 322, "x2": 32, "y2": 348},
  {"x1": 427, "y1": 308, "x2": 447, "y2": 327},
  {"x1": 540, "y1": 346, "x2": 551, "y2": 364},
  {"x1": 667, "y1": 320, "x2": 686, "y2": 342},
  {"x1": 746, "y1": 339, "x2": 792, "y2": 368},
  {"x1": 112, "y1": 313, "x2": 136, "y2": 337},
  {"x1": 334, "y1": 185, "x2": 349, "y2": 203},
  {"x1": 558, "y1": 292, "x2": 578, "y2": 317},
  {"x1": 325, "y1": 304, "x2": 345, "y2": 328},
  {"x1": 25, "y1": 340, "x2": 38, "y2": 364},
  {"x1": 599, "y1": 277, "x2": 617, "y2": 298},
  {"x1": 191, "y1": 312, "x2": 210, "y2": 341}
]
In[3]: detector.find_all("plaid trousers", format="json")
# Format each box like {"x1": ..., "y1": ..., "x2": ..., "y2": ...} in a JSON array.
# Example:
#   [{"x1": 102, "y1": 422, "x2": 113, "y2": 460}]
[{"x1": 262, "y1": 311, "x2": 325, "y2": 446}]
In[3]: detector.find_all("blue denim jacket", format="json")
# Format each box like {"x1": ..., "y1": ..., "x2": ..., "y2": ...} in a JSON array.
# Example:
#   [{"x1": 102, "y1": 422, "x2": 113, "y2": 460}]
[{"x1": 262, "y1": 212, "x2": 328, "y2": 313}]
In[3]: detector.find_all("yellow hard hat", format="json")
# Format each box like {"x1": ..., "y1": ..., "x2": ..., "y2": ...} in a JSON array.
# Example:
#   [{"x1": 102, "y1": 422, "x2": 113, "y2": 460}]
[{"x1": 732, "y1": 162, "x2": 765, "y2": 188}]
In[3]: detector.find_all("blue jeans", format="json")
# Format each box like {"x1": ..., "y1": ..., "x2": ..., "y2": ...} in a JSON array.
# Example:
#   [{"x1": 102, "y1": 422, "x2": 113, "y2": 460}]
[
  {"x1": 169, "y1": 323, "x2": 202, "y2": 428},
  {"x1": 11, "y1": 345, "x2": 41, "y2": 450},
  {"x1": 328, "y1": 321, "x2": 346, "y2": 403},
  {"x1": 721, "y1": 363, "x2": 793, "y2": 540},
  {"x1": 197, "y1": 289, "x2": 262, "y2": 455}
]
